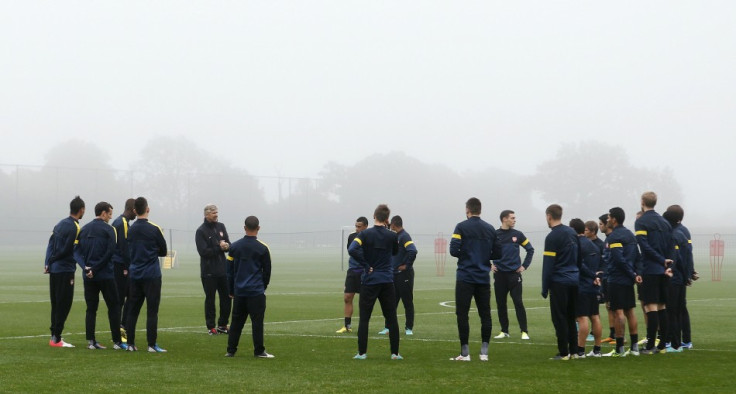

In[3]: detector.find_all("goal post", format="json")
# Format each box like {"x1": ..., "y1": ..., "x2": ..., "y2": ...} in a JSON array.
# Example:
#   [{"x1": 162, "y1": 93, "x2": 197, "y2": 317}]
[{"x1": 340, "y1": 225, "x2": 354, "y2": 271}]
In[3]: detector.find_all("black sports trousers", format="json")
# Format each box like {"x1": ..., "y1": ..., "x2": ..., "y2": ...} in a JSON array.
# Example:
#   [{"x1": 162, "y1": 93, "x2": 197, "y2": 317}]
[
  {"x1": 549, "y1": 282, "x2": 578, "y2": 357},
  {"x1": 114, "y1": 264, "x2": 129, "y2": 329},
  {"x1": 493, "y1": 271, "x2": 528, "y2": 333},
  {"x1": 227, "y1": 294, "x2": 267, "y2": 356},
  {"x1": 84, "y1": 279, "x2": 122, "y2": 343},
  {"x1": 49, "y1": 272, "x2": 75, "y2": 340},
  {"x1": 126, "y1": 277, "x2": 162, "y2": 348},
  {"x1": 455, "y1": 280, "x2": 492, "y2": 346},
  {"x1": 201, "y1": 275, "x2": 231, "y2": 329},
  {"x1": 358, "y1": 282, "x2": 400, "y2": 355}
]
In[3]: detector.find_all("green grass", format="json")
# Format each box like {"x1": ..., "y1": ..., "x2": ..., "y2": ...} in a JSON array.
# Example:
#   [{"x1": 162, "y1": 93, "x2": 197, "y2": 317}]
[{"x1": 2, "y1": 247, "x2": 735, "y2": 393}]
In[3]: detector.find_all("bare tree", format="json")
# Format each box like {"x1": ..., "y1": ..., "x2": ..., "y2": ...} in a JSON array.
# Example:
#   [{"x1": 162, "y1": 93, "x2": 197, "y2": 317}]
[{"x1": 531, "y1": 141, "x2": 683, "y2": 220}]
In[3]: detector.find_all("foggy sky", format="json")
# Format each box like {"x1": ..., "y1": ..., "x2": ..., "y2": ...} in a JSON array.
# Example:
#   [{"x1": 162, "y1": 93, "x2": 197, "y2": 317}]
[{"x1": 2, "y1": 1, "x2": 735, "y2": 225}]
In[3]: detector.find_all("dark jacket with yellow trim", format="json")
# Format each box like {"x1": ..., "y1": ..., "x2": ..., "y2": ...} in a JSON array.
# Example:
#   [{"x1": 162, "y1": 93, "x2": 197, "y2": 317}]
[
  {"x1": 74, "y1": 218, "x2": 117, "y2": 281},
  {"x1": 44, "y1": 216, "x2": 81, "y2": 274},
  {"x1": 670, "y1": 224, "x2": 692, "y2": 286},
  {"x1": 541, "y1": 224, "x2": 579, "y2": 298},
  {"x1": 111, "y1": 214, "x2": 132, "y2": 270},
  {"x1": 227, "y1": 235, "x2": 271, "y2": 297},
  {"x1": 348, "y1": 225, "x2": 398, "y2": 285},
  {"x1": 605, "y1": 225, "x2": 639, "y2": 285},
  {"x1": 392, "y1": 229, "x2": 417, "y2": 274},
  {"x1": 346, "y1": 232, "x2": 363, "y2": 272},
  {"x1": 128, "y1": 218, "x2": 167, "y2": 280},
  {"x1": 634, "y1": 210, "x2": 674, "y2": 275},
  {"x1": 578, "y1": 236, "x2": 600, "y2": 294},
  {"x1": 449, "y1": 216, "x2": 502, "y2": 285},
  {"x1": 493, "y1": 228, "x2": 534, "y2": 272}
]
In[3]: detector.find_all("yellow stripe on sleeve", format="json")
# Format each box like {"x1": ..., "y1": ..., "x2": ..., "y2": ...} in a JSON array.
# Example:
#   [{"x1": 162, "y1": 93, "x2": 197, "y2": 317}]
[
  {"x1": 149, "y1": 221, "x2": 165, "y2": 236},
  {"x1": 123, "y1": 217, "x2": 129, "y2": 238},
  {"x1": 543, "y1": 251, "x2": 556, "y2": 257},
  {"x1": 521, "y1": 239, "x2": 529, "y2": 246},
  {"x1": 404, "y1": 241, "x2": 414, "y2": 248},
  {"x1": 635, "y1": 230, "x2": 647, "y2": 236},
  {"x1": 257, "y1": 239, "x2": 271, "y2": 252},
  {"x1": 227, "y1": 255, "x2": 234, "y2": 261},
  {"x1": 688, "y1": 240, "x2": 692, "y2": 244},
  {"x1": 354, "y1": 238, "x2": 363, "y2": 245},
  {"x1": 609, "y1": 243, "x2": 623, "y2": 248},
  {"x1": 675, "y1": 245, "x2": 680, "y2": 250},
  {"x1": 452, "y1": 234, "x2": 462, "y2": 239}
]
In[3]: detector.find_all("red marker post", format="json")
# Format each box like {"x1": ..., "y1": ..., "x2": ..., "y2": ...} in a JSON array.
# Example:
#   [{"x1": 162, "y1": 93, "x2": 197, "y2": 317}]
[
  {"x1": 434, "y1": 233, "x2": 448, "y2": 277},
  {"x1": 709, "y1": 234, "x2": 724, "y2": 282}
]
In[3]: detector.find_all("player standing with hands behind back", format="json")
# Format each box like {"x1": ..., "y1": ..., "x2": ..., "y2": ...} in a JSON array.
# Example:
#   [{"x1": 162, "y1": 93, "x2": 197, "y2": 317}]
[
  {"x1": 449, "y1": 197, "x2": 502, "y2": 362},
  {"x1": 225, "y1": 216, "x2": 274, "y2": 359},
  {"x1": 45, "y1": 196, "x2": 85, "y2": 348},
  {"x1": 348, "y1": 204, "x2": 402, "y2": 360},
  {"x1": 126, "y1": 197, "x2": 168, "y2": 353}
]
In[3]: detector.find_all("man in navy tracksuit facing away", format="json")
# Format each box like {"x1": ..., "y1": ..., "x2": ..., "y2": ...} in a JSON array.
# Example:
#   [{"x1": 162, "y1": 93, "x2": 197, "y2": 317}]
[
  {"x1": 225, "y1": 215, "x2": 273, "y2": 358},
  {"x1": 378, "y1": 215, "x2": 418, "y2": 336},
  {"x1": 449, "y1": 198, "x2": 502, "y2": 362},
  {"x1": 569, "y1": 218, "x2": 602, "y2": 358},
  {"x1": 492, "y1": 210, "x2": 534, "y2": 340},
  {"x1": 541, "y1": 204, "x2": 579, "y2": 360},
  {"x1": 75, "y1": 201, "x2": 125, "y2": 350},
  {"x1": 348, "y1": 204, "x2": 401, "y2": 360},
  {"x1": 663, "y1": 205, "x2": 690, "y2": 352},
  {"x1": 634, "y1": 191, "x2": 675, "y2": 354},
  {"x1": 664, "y1": 205, "x2": 697, "y2": 349},
  {"x1": 45, "y1": 195, "x2": 85, "y2": 348},
  {"x1": 126, "y1": 197, "x2": 168, "y2": 353},
  {"x1": 111, "y1": 198, "x2": 136, "y2": 341}
]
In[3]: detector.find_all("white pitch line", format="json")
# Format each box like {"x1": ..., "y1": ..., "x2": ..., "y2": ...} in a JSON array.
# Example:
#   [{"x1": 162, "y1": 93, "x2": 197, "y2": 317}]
[{"x1": 0, "y1": 288, "x2": 457, "y2": 304}]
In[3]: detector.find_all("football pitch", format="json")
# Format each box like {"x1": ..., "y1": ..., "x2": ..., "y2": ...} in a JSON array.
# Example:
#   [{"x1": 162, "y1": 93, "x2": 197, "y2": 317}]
[{"x1": 1, "y1": 247, "x2": 735, "y2": 393}]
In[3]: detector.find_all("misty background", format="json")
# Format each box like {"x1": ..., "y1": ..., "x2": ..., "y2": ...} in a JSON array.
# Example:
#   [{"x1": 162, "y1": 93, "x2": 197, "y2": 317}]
[{"x1": 1, "y1": 2, "x2": 734, "y2": 266}]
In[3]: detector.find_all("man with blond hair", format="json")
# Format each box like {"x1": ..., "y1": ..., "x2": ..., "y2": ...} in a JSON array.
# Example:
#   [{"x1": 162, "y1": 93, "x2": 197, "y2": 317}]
[{"x1": 635, "y1": 191, "x2": 675, "y2": 354}]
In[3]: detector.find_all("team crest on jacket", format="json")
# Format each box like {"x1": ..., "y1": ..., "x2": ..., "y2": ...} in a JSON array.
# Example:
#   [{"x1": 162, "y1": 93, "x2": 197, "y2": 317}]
[{"x1": 512, "y1": 237, "x2": 517, "y2": 243}]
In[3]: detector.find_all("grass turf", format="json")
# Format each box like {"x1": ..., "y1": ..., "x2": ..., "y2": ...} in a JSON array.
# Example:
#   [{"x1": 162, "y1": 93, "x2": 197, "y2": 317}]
[{"x1": 1, "y1": 247, "x2": 735, "y2": 393}]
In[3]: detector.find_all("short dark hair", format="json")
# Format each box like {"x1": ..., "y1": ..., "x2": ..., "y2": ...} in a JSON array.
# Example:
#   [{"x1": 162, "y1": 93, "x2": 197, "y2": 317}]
[
  {"x1": 134, "y1": 197, "x2": 148, "y2": 216},
  {"x1": 356, "y1": 216, "x2": 368, "y2": 226},
  {"x1": 244, "y1": 215, "x2": 259, "y2": 230},
  {"x1": 545, "y1": 204, "x2": 562, "y2": 220},
  {"x1": 585, "y1": 220, "x2": 599, "y2": 235},
  {"x1": 609, "y1": 207, "x2": 625, "y2": 225},
  {"x1": 124, "y1": 198, "x2": 136, "y2": 212},
  {"x1": 598, "y1": 214, "x2": 609, "y2": 226},
  {"x1": 500, "y1": 210, "x2": 514, "y2": 222},
  {"x1": 390, "y1": 215, "x2": 403, "y2": 228},
  {"x1": 466, "y1": 198, "x2": 481, "y2": 215},
  {"x1": 70, "y1": 196, "x2": 85, "y2": 215},
  {"x1": 665, "y1": 204, "x2": 684, "y2": 223},
  {"x1": 662, "y1": 210, "x2": 678, "y2": 226},
  {"x1": 94, "y1": 201, "x2": 113, "y2": 216},
  {"x1": 374, "y1": 204, "x2": 390, "y2": 223},
  {"x1": 569, "y1": 218, "x2": 585, "y2": 234}
]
